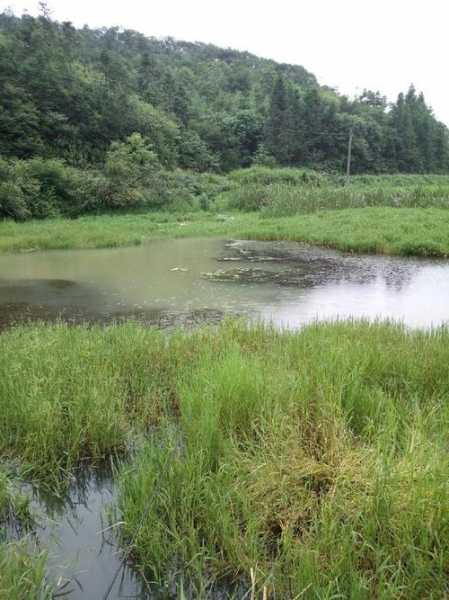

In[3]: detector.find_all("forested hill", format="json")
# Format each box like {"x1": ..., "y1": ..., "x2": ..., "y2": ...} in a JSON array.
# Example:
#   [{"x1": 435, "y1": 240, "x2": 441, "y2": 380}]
[{"x1": 1, "y1": 9, "x2": 449, "y2": 174}]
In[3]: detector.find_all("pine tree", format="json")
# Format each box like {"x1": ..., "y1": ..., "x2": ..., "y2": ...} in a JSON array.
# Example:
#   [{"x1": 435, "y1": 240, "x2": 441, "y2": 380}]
[{"x1": 265, "y1": 74, "x2": 289, "y2": 164}]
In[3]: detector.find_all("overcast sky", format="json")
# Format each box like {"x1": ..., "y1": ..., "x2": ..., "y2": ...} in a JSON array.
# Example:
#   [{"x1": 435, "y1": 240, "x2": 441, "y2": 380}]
[{"x1": 3, "y1": 0, "x2": 449, "y2": 125}]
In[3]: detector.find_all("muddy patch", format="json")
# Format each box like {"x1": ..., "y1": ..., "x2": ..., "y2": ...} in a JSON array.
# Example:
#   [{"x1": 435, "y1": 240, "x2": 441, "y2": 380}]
[
  {"x1": 209, "y1": 239, "x2": 425, "y2": 288},
  {"x1": 0, "y1": 303, "x2": 226, "y2": 331},
  {"x1": 0, "y1": 277, "x2": 226, "y2": 331}
]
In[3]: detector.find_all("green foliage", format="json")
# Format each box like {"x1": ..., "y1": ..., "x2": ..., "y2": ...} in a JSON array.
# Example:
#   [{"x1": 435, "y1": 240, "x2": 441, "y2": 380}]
[
  {"x1": 103, "y1": 133, "x2": 162, "y2": 209},
  {"x1": 1, "y1": 11, "x2": 448, "y2": 176},
  {"x1": 0, "y1": 468, "x2": 47, "y2": 600},
  {"x1": 177, "y1": 129, "x2": 219, "y2": 172},
  {"x1": 0, "y1": 156, "x2": 111, "y2": 219},
  {"x1": 258, "y1": 182, "x2": 449, "y2": 217},
  {"x1": 0, "y1": 137, "x2": 235, "y2": 219},
  {"x1": 2, "y1": 320, "x2": 441, "y2": 598},
  {"x1": 0, "y1": 470, "x2": 29, "y2": 523},
  {"x1": 252, "y1": 144, "x2": 277, "y2": 167},
  {"x1": 120, "y1": 320, "x2": 449, "y2": 596},
  {"x1": 224, "y1": 168, "x2": 449, "y2": 216},
  {"x1": 0, "y1": 323, "x2": 169, "y2": 480}
]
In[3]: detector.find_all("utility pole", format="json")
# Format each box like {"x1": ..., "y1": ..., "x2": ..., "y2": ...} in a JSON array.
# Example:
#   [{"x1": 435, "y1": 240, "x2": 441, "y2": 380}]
[{"x1": 345, "y1": 127, "x2": 353, "y2": 186}]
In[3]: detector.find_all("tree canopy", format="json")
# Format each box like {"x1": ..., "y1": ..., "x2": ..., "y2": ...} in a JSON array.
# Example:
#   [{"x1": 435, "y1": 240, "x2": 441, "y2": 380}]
[{"x1": 1, "y1": 8, "x2": 448, "y2": 174}]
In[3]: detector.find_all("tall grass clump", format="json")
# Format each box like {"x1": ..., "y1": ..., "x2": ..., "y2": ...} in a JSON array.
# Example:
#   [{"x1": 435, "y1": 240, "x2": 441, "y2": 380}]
[
  {"x1": 0, "y1": 471, "x2": 9, "y2": 518},
  {"x1": 228, "y1": 182, "x2": 449, "y2": 216},
  {"x1": 0, "y1": 542, "x2": 51, "y2": 600},
  {"x1": 0, "y1": 470, "x2": 30, "y2": 527},
  {"x1": 229, "y1": 166, "x2": 326, "y2": 187},
  {"x1": 117, "y1": 320, "x2": 449, "y2": 598},
  {"x1": 0, "y1": 470, "x2": 49, "y2": 600},
  {"x1": 0, "y1": 322, "x2": 180, "y2": 481},
  {"x1": 223, "y1": 168, "x2": 449, "y2": 216}
]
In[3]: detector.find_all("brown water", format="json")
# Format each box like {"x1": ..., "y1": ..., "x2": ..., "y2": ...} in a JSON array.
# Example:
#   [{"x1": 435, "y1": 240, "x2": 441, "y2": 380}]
[{"x1": 1, "y1": 237, "x2": 449, "y2": 330}]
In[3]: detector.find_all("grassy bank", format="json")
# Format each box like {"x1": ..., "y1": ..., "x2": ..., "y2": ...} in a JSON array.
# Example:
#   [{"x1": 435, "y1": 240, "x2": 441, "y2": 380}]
[
  {"x1": 0, "y1": 212, "x2": 252, "y2": 254},
  {"x1": 0, "y1": 321, "x2": 449, "y2": 597},
  {"x1": 244, "y1": 207, "x2": 449, "y2": 257},
  {"x1": 228, "y1": 169, "x2": 449, "y2": 215},
  {"x1": 2, "y1": 207, "x2": 449, "y2": 257},
  {"x1": 3, "y1": 167, "x2": 449, "y2": 257}
]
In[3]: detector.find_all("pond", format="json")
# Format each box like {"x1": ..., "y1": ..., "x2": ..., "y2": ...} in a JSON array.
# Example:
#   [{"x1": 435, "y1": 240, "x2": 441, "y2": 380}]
[{"x1": 1, "y1": 237, "x2": 449, "y2": 331}]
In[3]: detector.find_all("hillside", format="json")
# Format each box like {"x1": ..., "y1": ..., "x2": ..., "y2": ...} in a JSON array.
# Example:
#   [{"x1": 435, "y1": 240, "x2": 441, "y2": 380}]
[{"x1": 1, "y1": 8, "x2": 449, "y2": 174}]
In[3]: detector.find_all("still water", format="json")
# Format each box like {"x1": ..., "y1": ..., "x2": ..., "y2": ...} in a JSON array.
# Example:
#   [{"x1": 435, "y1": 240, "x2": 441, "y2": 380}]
[
  {"x1": 0, "y1": 237, "x2": 449, "y2": 330},
  {"x1": 31, "y1": 472, "x2": 148, "y2": 600}
]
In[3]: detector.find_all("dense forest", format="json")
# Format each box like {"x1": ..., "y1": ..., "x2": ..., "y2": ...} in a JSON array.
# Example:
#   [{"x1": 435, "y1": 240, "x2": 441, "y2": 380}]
[{"x1": 1, "y1": 7, "x2": 449, "y2": 219}]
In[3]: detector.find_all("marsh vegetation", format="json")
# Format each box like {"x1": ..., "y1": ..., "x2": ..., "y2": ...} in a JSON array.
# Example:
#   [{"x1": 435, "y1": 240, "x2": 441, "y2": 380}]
[
  {"x1": 2, "y1": 170, "x2": 449, "y2": 596},
  {"x1": 0, "y1": 321, "x2": 449, "y2": 597},
  {"x1": 2, "y1": 8, "x2": 449, "y2": 598},
  {"x1": 3, "y1": 168, "x2": 449, "y2": 257}
]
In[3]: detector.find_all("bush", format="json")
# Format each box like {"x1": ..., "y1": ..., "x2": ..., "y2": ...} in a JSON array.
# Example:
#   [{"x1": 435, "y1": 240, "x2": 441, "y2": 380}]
[
  {"x1": 24, "y1": 158, "x2": 94, "y2": 217},
  {"x1": 0, "y1": 134, "x2": 230, "y2": 219},
  {"x1": 0, "y1": 181, "x2": 30, "y2": 220}
]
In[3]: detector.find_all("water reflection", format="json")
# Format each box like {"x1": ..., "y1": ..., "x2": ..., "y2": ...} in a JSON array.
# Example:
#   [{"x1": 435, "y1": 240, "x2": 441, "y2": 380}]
[
  {"x1": 30, "y1": 469, "x2": 148, "y2": 600},
  {"x1": 0, "y1": 237, "x2": 448, "y2": 330}
]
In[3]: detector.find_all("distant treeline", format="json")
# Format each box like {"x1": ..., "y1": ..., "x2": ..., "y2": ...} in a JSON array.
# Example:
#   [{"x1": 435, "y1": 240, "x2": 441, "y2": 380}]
[{"x1": 1, "y1": 7, "x2": 449, "y2": 176}]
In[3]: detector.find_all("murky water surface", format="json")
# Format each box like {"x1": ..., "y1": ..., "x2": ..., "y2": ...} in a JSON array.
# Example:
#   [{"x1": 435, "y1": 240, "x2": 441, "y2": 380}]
[
  {"x1": 1, "y1": 237, "x2": 448, "y2": 330},
  {"x1": 31, "y1": 472, "x2": 148, "y2": 599}
]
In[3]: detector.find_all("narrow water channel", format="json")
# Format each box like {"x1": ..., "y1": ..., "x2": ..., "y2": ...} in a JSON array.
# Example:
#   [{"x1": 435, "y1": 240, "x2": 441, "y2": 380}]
[{"x1": 31, "y1": 471, "x2": 147, "y2": 599}]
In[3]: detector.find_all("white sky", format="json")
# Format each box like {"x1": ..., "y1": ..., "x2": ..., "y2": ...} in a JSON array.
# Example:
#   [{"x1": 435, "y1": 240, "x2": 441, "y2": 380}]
[{"x1": 3, "y1": 0, "x2": 449, "y2": 125}]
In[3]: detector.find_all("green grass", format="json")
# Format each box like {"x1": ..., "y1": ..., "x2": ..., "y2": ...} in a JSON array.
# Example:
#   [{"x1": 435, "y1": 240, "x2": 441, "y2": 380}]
[
  {"x1": 0, "y1": 323, "x2": 176, "y2": 481},
  {"x1": 0, "y1": 469, "x2": 30, "y2": 525},
  {"x1": 0, "y1": 212, "x2": 255, "y2": 253},
  {"x1": 0, "y1": 470, "x2": 49, "y2": 600},
  {"x1": 0, "y1": 542, "x2": 51, "y2": 600},
  {"x1": 243, "y1": 207, "x2": 449, "y2": 257},
  {"x1": 0, "y1": 471, "x2": 9, "y2": 517},
  {"x1": 1, "y1": 207, "x2": 449, "y2": 257},
  {"x1": 232, "y1": 180, "x2": 449, "y2": 215},
  {"x1": 226, "y1": 168, "x2": 449, "y2": 214},
  {"x1": 116, "y1": 320, "x2": 449, "y2": 598},
  {"x1": 0, "y1": 321, "x2": 449, "y2": 597}
]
